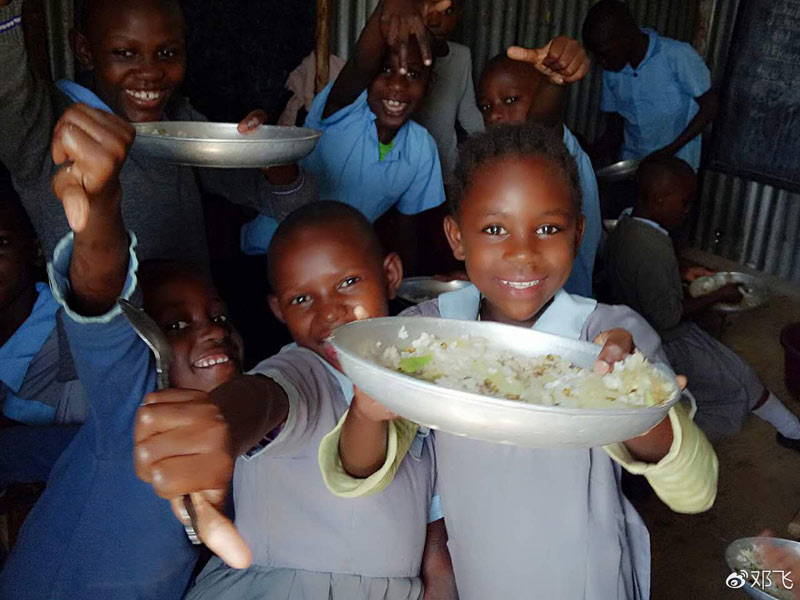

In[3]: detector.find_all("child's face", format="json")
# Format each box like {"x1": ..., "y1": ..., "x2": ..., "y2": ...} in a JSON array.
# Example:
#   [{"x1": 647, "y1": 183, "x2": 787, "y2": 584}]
[
  {"x1": 268, "y1": 223, "x2": 402, "y2": 361},
  {"x1": 367, "y1": 45, "x2": 431, "y2": 141},
  {"x1": 444, "y1": 156, "x2": 584, "y2": 326},
  {"x1": 651, "y1": 173, "x2": 696, "y2": 231},
  {"x1": 478, "y1": 68, "x2": 535, "y2": 126},
  {"x1": 0, "y1": 203, "x2": 40, "y2": 313},
  {"x1": 425, "y1": 1, "x2": 462, "y2": 40},
  {"x1": 74, "y1": 0, "x2": 186, "y2": 122},
  {"x1": 588, "y1": 38, "x2": 630, "y2": 72},
  {"x1": 144, "y1": 273, "x2": 244, "y2": 393}
]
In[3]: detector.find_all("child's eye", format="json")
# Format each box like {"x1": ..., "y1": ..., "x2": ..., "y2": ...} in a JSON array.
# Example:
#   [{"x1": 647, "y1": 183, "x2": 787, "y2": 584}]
[
  {"x1": 113, "y1": 48, "x2": 135, "y2": 58},
  {"x1": 482, "y1": 224, "x2": 508, "y2": 236},
  {"x1": 406, "y1": 70, "x2": 421, "y2": 81},
  {"x1": 290, "y1": 295, "x2": 311, "y2": 306},
  {"x1": 444, "y1": 6, "x2": 454, "y2": 15},
  {"x1": 478, "y1": 103, "x2": 491, "y2": 113},
  {"x1": 536, "y1": 224, "x2": 561, "y2": 237},
  {"x1": 158, "y1": 48, "x2": 179, "y2": 59},
  {"x1": 0, "y1": 236, "x2": 11, "y2": 248},
  {"x1": 211, "y1": 314, "x2": 229, "y2": 326},
  {"x1": 503, "y1": 96, "x2": 519, "y2": 105},
  {"x1": 381, "y1": 65, "x2": 393, "y2": 76},
  {"x1": 338, "y1": 276, "x2": 361, "y2": 289},
  {"x1": 166, "y1": 320, "x2": 190, "y2": 332}
]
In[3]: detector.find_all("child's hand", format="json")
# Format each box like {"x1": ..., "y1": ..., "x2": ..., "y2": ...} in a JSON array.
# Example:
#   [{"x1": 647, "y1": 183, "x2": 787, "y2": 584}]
[
  {"x1": 507, "y1": 36, "x2": 590, "y2": 85},
  {"x1": 380, "y1": 0, "x2": 451, "y2": 72},
  {"x1": 716, "y1": 282, "x2": 744, "y2": 304},
  {"x1": 352, "y1": 387, "x2": 399, "y2": 422},
  {"x1": 51, "y1": 104, "x2": 134, "y2": 233},
  {"x1": 592, "y1": 328, "x2": 634, "y2": 375},
  {"x1": 135, "y1": 388, "x2": 252, "y2": 569},
  {"x1": 237, "y1": 109, "x2": 268, "y2": 134}
]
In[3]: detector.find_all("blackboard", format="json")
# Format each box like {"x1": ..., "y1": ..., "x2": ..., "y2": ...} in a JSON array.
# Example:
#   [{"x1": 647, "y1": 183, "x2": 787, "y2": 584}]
[{"x1": 709, "y1": 0, "x2": 800, "y2": 192}]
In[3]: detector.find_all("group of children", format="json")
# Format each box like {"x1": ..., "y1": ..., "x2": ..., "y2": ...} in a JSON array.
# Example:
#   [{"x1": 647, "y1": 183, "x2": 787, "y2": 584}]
[{"x1": 0, "y1": 0, "x2": 797, "y2": 598}]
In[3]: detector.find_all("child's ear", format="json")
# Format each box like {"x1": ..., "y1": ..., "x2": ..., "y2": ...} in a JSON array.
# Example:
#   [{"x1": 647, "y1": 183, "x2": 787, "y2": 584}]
[
  {"x1": 443, "y1": 215, "x2": 466, "y2": 261},
  {"x1": 267, "y1": 295, "x2": 286, "y2": 324},
  {"x1": 382, "y1": 252, "x2": 404, "y2": 300},
  {"x1": 573, "y1": 214, "x2": 586, "y2": 257},
  {"x1": 69, "y1": 29, "x2": 94, "y2": 71}
]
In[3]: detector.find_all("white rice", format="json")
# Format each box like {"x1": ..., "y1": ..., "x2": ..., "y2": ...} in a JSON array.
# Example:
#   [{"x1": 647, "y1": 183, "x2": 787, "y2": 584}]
[{"x1": 377, "y1": 332, "x2": 673, "y2": 409}]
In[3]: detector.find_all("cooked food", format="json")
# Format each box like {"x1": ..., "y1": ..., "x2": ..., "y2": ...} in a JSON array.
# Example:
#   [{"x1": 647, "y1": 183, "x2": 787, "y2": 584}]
[
  {"x1": 732, "y1": 543, "x2": 797, "y2": 600},
  {"x1": 376, "y1": 330, "x2": 674, "y2": 409}
]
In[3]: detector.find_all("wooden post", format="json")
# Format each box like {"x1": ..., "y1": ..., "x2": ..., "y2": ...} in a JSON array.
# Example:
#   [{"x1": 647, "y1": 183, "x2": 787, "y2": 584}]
[{"x1": 315, "y1": 0, "x2": 331, "y2": 94}]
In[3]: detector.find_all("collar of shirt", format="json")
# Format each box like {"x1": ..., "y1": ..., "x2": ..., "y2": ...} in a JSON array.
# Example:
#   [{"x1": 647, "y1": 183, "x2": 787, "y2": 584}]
[
  {"x1": 363, "y1": 93, "x2": 409, "y2": 163},
  {"x1": 279, "y1": 342, "x2": 355, "y2": 405},
  {"x1": 437, "y1": 283, "x2": 597, "y2": 339},
  {"x1": 0, "y1": 283, "x2": 60, "y2": 393},
  {"x1": 56, "y1": 79, "x2": 114, "y2": 113},
  {"x1": 630, "y1": 214, "x2": 670, "y2": 237},
  {"x1": 621, "y1": 28, "x2": 660, "y2": 76}
]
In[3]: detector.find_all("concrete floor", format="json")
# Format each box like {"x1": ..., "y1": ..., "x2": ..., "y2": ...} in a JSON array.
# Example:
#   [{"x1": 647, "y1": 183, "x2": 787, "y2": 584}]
[{"x1": 634, "y1": 293, "x2": 800, "y2": 599}]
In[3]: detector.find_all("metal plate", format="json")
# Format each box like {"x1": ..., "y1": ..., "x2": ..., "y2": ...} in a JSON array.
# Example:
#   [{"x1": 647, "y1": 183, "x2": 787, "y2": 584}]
[
  {"x1": 689, "y1": 272, "x2": 771, "y2": 313},
  {"x1": 595, "y1": 159, "x2": 642, "y2": 183},
  {"x1": 396, "y1": 277, "x2": 472, "y2": 305},
  {"x1": 725, "y1": 537, "x2": 800, "y2": 599},
  {"x1": 329, "y1": 317, "x2": 681, "y2": 449},
  {"x1": 131, "y1": 122, "x2": 322, "y2": 168}
]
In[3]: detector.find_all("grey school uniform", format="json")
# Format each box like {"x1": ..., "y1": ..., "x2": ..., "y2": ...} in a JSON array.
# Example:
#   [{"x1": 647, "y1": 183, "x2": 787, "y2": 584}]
[
  {"x1": 401, "y1": 285, "x2": 666, "y2": 600},
  {"x1": 0, "y1": 0, "x2": 316, "y2": 264},
  {"x1": 188, "y1": 346, "x2": 435, "y2": 600},
  {"x1": 604, "y1": 216, "x2": 762, "y2": 440}
]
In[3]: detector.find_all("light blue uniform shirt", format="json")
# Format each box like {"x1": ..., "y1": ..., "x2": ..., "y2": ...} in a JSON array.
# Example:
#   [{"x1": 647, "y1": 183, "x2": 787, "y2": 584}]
[
  {"x1": 241, "y1": 82, "x2": 446, "y2": 254},
  {"x1": 601, "y1": 29, "x2": 711, "y2": 170},
  {"x1": 563, "y1": 126, "x2": 601, "y2": 297}
]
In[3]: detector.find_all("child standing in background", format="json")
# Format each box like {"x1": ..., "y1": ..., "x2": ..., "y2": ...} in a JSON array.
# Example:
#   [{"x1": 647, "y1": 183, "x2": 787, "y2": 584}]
[
  {"x1": 477, "y1": 52, "x2": 600, "y2": 297},
  {"x1": 582, "y1": 0, "x2": 718, "y2": 170},
  {"x1": 0, "y1": 0, "x2": 315, "y2": 264},
  {"x1": 604, "y1": 155, "x2": 800, "y2": 448},
  {"x1": 325, "y1": 124, "x2": 718, "y2": 600}
]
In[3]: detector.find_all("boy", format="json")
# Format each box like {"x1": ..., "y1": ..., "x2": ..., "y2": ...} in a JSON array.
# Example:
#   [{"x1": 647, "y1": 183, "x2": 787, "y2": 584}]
[
  {"x1": 604, "y1": 155, "x2": 800, "y2": 447},
  {"x1": 0, "y1": 0, "x2": 315, "y2": 264},
  {"x1": 138, "y1": 202, "x2": 456, "y2": 599},
  {"x1": 477, "y1": 54, "x2": 601, "y2": 297},
  {"x1": 240, "y1": 0, "x2": 449, "y2": 269},
  {"x1": 582, "y1": 0, "x2": 718, "y2": 170},
  {"x1": 0, "y1": 105, "x2": 252, "y2": 598}
]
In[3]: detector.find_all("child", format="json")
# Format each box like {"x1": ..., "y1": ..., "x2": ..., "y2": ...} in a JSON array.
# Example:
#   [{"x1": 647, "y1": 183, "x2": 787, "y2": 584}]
[
  {"x1": 412, "y1": 0, "x2": 484, "y2": 177},
  {"x1": 0, "y1": 0, "x2": 315, "y2": 264},
  {"x1": 240, "y1": 0, "x2": 448, "y2": 266},
  {"x1": 604, "y1": 155, "x2": 800, "y2": 448},
  {"x1": 582, "y1": 0, "x2": 718, "y2": 170},
  {"x1": 477, "y1": 53, "x2": 601, "y2": 297},
  {"x1": 139, "y1": 201, "x2": 455, "y2": 599},
  {"x1": 0, "y1": 105, "x2": 250, "y2": 599},
  {"x1": 324, "y1": 124, "x2": 718, "y2": 599},
  {"x1": 0, "y1": 168, "x2": 86, "y2": 426}
]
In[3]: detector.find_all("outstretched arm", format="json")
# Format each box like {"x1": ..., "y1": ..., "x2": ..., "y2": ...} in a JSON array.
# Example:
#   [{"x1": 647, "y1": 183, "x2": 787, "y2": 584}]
[{"x1": 653, "y1": 89, "x2": 719, "y2": 158}]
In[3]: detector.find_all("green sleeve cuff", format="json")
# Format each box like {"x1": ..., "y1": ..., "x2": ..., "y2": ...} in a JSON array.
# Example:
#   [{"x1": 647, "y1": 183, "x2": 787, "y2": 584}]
[
  {"x1": 604, "y1": 404, "x2": 718, "y2": 514},
  {"x1": 318, "y1": 410, "x2": 419, "y2": 498}
]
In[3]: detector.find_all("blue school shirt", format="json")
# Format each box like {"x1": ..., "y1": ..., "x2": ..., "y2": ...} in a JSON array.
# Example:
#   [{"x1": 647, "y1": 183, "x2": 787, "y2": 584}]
[
  {"x1": 240, "y1": 82, "x2": 446, "y2": 254},
  {"x1": 562, "y1": 126, "x2": 601, "y2": 298},
  {"x1": 0, "y1": 234, "x2": 199, "y2": 600},
  {"x1": 600, "y1": 28, "x2": 711, "y2": 170}
]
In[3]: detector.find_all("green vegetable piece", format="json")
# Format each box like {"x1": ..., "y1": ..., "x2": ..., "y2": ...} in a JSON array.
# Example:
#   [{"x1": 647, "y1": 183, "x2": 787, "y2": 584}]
[{"x1": 398, "y1": 355, "x2": 433, "y2": 374}]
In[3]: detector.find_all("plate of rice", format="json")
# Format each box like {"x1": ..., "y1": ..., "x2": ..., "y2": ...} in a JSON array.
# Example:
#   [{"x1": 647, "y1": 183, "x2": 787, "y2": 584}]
[
  {"x1": 329, "y1": 317, "x2": 681, "y2": 448},
  {"x1": 726, "y1": 537, "x2": 800, "y2": 599},
  {"x1": 396, "y1": 277, "x2": 472, "y2": 305},
  {"x1": 132, "y1": 122, "x2": 321, "y2": 168}
]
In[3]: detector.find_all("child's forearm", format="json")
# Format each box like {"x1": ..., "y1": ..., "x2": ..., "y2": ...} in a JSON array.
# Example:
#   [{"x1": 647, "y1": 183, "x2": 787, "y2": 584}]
[
  {"x1": 323, "y1": 0, "x2": 387, "y2": 119},
  {"x1": 422, "y1": 519, "x2": 459, "y2": 599},
  {"x1": 660, "y1": 89, "x2": 719, "y2": 155},
  {"x1": 339, "y1": 405, "x2": 390, "y2": 478},
  {"x1": 210, "y1": 374, "x2": 290, "y2": 456},
  {"x1": 68, "y1": 187, "x2": 130, "y2": 316},
  {"x1": 623, "y1": 415, "x2": 674, "y2": 463}
]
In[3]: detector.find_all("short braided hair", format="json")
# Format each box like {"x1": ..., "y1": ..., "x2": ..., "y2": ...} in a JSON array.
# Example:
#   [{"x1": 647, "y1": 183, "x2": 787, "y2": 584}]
[{"x1": 449, "y1": 122, "x2": 582, "y2": 217}]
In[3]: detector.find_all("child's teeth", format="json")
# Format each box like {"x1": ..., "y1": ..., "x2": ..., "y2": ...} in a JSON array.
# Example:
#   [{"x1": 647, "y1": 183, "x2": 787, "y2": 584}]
[
  {"x1": 502, "y1": 280, "x2": 541, "y2": 289},
  {"x1": 127, "y1": 89, "x2": 162, "y2": 101}
]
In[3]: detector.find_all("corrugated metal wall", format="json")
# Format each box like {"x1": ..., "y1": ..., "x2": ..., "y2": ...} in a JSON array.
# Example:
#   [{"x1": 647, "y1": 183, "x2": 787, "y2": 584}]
[{"x1": 332, "y1": 0, "x2": 698, "y2": 140}]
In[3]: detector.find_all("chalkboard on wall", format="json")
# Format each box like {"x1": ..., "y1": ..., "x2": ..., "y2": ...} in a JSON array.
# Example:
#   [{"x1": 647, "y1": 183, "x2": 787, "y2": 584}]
[{"x1": 709, "y1": 0, "x2": 800, "y2": 192}]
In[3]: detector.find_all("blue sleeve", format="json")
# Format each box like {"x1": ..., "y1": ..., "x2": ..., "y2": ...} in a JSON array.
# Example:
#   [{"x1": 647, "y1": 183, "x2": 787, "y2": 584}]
[
  {"x1": 0, "y1": 424, "x2": 79, "y2": 486},
  {"x1": 305, "y1": 81, "x2": 370, "y2": 131},
  {"x1": 564, "y1": 142, "x2": 601, "y2": 297},
  {"x1": 671, "y1": 43, "x2": 711, "y2": 98},
  {"x1": 240, "y1": 214, "x2": 279, "y2": 255},
  {"x1": 47, "y1": 233, "x2": 156, "y2": 458},
  {"x1": 397, "y1": 130, "x2": 446, "y2": 215},
  {"x1": 600, "y1": 71, "x2": 618, "y2": 113}
]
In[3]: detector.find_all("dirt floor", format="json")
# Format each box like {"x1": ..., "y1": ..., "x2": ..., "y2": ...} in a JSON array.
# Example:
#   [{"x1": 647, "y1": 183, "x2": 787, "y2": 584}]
[{"x1": 635, "y1": 292, "x2": 800, "y2": 599}]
